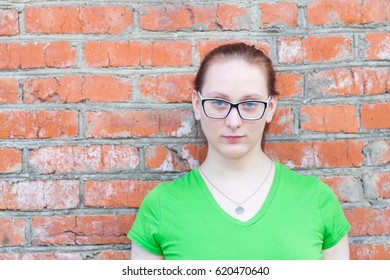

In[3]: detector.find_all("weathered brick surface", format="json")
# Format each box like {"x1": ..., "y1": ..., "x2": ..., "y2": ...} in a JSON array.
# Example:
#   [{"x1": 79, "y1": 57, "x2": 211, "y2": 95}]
[
  {"x1": 23, "y1": 75, "x2": 132, "y2": 103},
  {"x1": 0, "y1": 148, "x2": 22, "y2": 173},
  {"x1": 0, "y1": 0, "x2": 388, "y2": 260},
  {"x1": 0, "y1": 9, "x2": 19, "y2": 35},
  {"x1": 301, "y1": 105, "x2": 358, "y2": 133},
  {"x1": 260, "y1": 2, "x2": 298, "y2": 28},
  {"x1": 0, "y1": 42, "x2": 76, "y2": 69},
  {"x1": 0, "y1": 111, "x2": 78, "y2": 139},
  {"x1": 86, "y1": 110, "x2": 194, "y2": 138},
  {"x1": 0, "y1": 180, "x2": 80, "y2": 210},
  {"x1": 0, "y1": 219, "x2": 25, "y2": 246},
  {"x1": 29, "y1": 145, "x2": 139, "y2": 174},
  {"x1": 25, "y1": 6, "x2": 133, "y2": 34},
  {"x1": 32, "y1": 214, "x2": 134, "y2": 245},
  {"x1": 0, "y1": 78, "x2": 18, "y2": 104},
  {"x1": 84, "y1": 41, "x2": 192, "y2": 67},
  {"x1": 84, "y1": 180, "x2": 159, "y2": 208},
  {"x1": 264, "y1": 141, "x2": 365, "y2": 168}
]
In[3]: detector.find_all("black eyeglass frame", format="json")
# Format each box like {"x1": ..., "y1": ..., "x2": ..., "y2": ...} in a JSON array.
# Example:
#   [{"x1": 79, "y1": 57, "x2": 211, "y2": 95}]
[{"x1": 197, "y1": 91, "x2": 271, "y2": 120}]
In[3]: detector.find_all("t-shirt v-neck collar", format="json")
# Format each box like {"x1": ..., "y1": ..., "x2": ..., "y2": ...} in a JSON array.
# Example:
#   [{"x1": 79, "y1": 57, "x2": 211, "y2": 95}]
[{"x1": 193, "y1": 161, "x2": 281, "y2": 227}]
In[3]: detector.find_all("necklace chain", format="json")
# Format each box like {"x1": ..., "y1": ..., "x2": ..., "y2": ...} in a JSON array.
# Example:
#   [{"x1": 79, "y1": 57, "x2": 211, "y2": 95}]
[{"x1": 199, "y1": 161, "x2": 273, "y2": 214}]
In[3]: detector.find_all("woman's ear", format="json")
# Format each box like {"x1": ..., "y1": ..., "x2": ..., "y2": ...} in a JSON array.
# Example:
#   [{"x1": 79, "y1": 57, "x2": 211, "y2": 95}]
[
  {"x1": 192, "y1": 90, "x2": 202, "y2": 120},
  {"x1": 265, "y1": 95, "x2": 277, "y2": 123}
]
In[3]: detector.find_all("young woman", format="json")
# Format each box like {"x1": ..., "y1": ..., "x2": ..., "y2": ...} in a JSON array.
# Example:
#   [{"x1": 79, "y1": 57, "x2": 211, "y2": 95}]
[{"x1": 128, "y1": 43, "x2": 351, "y2": 260}]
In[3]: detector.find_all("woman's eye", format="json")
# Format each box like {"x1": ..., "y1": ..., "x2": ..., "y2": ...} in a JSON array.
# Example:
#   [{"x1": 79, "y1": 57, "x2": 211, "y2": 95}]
[
  {"x1": 212, "y1": 100, "x2": 226, "y2": 107},
  {"x1": 243, "y1": 102, "x2": 257, "y2": 108}
]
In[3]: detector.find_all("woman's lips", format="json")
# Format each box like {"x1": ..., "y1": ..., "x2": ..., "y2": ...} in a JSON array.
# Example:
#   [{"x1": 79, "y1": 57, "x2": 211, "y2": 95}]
[{"x1": 223, "y1": 135, "x2": 245, "y2": 142}]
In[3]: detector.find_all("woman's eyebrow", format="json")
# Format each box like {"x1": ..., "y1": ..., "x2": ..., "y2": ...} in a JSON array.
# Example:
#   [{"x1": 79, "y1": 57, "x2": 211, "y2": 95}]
[
  {"x1": 206, "y1": 92, "x2": 264, "y2": 100},
  {"x1": 205, "y1": 92, "x2": 230, "y2": 99},
  {"x1": 240, "y1": 94, "x2": 264, "y2": 100}
]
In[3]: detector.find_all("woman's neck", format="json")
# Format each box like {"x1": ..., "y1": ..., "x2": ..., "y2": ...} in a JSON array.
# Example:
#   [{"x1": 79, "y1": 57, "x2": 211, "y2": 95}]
[{"x1": 200, "y1": 148, "x2": 271, "y2": 179}]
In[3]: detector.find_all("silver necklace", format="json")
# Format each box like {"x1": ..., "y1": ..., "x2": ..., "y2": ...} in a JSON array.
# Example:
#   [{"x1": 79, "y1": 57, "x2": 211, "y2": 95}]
[{"x1": 199, "y1": 161, "x2": 273, "y2": 215}]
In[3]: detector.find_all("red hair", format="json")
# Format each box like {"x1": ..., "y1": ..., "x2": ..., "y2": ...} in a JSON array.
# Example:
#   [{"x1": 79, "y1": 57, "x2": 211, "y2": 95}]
[{"x1": 195, "y1": 43, "x2": 278, "y2": 97}]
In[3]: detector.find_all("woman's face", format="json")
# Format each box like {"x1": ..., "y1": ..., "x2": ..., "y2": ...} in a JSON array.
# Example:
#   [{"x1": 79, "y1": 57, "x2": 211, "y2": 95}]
[{"x1": 192, "y1": 58, "x2": 277, "y2": 161}]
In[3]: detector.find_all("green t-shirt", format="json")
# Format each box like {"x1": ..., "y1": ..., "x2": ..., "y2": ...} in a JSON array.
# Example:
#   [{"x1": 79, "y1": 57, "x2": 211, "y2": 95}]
[{"x1": 128, "y1": 161, "x2": 350, "y2": 260}]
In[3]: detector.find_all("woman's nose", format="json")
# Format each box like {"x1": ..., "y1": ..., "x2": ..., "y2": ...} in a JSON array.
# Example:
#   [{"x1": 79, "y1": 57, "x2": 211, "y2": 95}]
[{"x1": 225, "y1": 107, "x2": 242, "y2": 129}]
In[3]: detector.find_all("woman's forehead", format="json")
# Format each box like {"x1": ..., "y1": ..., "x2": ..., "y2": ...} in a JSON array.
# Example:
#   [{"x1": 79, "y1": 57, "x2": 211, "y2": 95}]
[{"x1": 202, "y1": 59, "x2": 268, "y2": 97}]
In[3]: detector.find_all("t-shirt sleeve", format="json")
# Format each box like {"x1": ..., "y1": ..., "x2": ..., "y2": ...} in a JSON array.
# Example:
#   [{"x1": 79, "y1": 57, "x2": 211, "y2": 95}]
[
  {"x1": 127, "y1": 187, "x2": 163, "y2": 256},
  {"x1": 317, "y1": 181, "x2": 351, "y2": 250}
]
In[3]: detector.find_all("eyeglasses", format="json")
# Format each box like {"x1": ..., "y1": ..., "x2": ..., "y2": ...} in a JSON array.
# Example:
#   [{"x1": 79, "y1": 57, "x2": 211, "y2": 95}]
[{"x1": 197, "y1": 91, "x2": 271, "y2": 120}]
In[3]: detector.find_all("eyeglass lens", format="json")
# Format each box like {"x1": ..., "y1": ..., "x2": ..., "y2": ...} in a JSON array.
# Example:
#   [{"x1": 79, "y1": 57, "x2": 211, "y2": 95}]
[{"x1": 203, "y1": 99, "x2": 266, "y2": 119}]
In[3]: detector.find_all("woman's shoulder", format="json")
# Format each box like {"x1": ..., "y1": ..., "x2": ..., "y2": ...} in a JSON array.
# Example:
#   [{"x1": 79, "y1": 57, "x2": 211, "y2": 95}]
[
  {"x1": 275, "y1": 161, "x2": 332, "y2": 194},
  {"x1": 148, "y1": 169, "x2": 200, "y2": 197},
  {"x1": 275, "y1": 161, "x2": 340, "y2": 207}
]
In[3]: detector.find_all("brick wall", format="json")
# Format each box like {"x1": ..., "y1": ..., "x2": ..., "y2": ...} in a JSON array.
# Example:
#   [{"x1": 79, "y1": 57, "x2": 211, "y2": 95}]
[{"x1": 0, "y1": 0, "x2": 389, "y2": 260}]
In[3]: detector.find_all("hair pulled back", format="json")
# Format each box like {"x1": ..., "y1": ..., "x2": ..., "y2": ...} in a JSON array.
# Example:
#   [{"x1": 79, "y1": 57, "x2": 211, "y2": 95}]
[{"x1": 194, "y1": 43, "x2": 278, "y2": 97}]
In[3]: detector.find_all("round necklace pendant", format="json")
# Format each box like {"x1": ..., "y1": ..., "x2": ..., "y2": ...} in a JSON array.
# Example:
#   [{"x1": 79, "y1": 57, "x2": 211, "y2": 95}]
[{"x1": 235, "y1": 206, "x2": 244, "y2": 215}]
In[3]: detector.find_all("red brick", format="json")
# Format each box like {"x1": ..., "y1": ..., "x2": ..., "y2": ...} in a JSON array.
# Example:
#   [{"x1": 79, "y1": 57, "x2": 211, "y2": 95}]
[
  {"x1": 321, "y1": 176, "x2": 363, "y2": 202},
  {"x1": 86, "y1": 110, "x2": 194, "y2": 138},
  {"x1": 361, "y1": 0, "x2": 390, "y2": 24},
  {"x1": 361, "y1": 103, "x2": 390, "y2": 130},
  {"x1": 45, "y1": 42, "x2": 77, "y2": 67},
  {"x1": 32, "y1": 214, "x2": 134, "y2": 245},
  {"x1": 146, "y1": 145, "x2": 189, "y2": 172},
  {"x1": 94, "y1": 250, "x2": 131, "y2": 260},
  {"x1": 308, "y1": 0, "x2": 390, "y2": 25},
  {"x1": 85, "y1": 180, "x2": 158, "y2": 208},
  {"x1": 84, "y1": 41, "x2": 191, "y2": 67},
  {"x1": 0, "y1": 250, "x2": 131, "y2": 260},
  {"x1": 24, "y1": 76, "x2": 81, "y2": 103},
  {"x1": 0, "y1": 42, "x2": 76, "y2": 69},
  {"x1": 260, "y1": 2, "x2": 298, "y2": 28},
  {"x1": 0, "y1": 78, "x2": 18, "y2": 104},
  {"x1": 278, "y1": 36, "x2": 352, "y2": 64},
  {"x1": 0, "y1": 252, "x2": 82, "y2": 260},
  {"x1": 266, "y1": 107, "x2": 294, "y2": 135},
  {"x1": 365, "y1": 33, "x2": 390, "y2": 60},
  {"x1": 29, "y1": 145, "x2": 139, "y2": 174},
  {"x1": 24, "y1": 75, "x2": 132, "y2": 103},
  {"x1": 308, "y1": 0, "x2": 361, "y2": 25},
  {"x1": 302, "y1": 36, "x2": 352, "y2": 62},
  {"x1": 0, "y1": 9, "x2": 19, "y2": 35},
  {"x1": 84, "y1": 41, "x2": 147, "y2": 67},
  {"x1": 152, "y1": 41, "x2": 192, "y2": 66},
  {"x1": 83, "y1": 75, "x2": 132, "y2": 102},
  {"x1": 277, "y1": 37, "x2": 303, "y2": 64},
  {"x1": 146, "y1": 144, "x2": 208, "y2": 172},
  {"x1": 359, "y1": 68, "x2": 390, "y2": 95},
  {"x1": 26, "y1": 6, "x2": 132, "y2": 34},
  {"x1": 0, "y1": 148, "x2": 22, "y2": 173},
  {"x1": 195, "y1": 40, "x2": 270, "y2": 62},
  {"x1": 301, "y1": 105, "x2": 358, "y2": 133},
  {"x1": 217, "y1": 4, "x2": 251, "y2": 30},
  {"x1": 350, "y1": 244, "x2": 390, "y2": 260},
  {"x1": 0, "y1": 218, "x2": 25, "y2": 246},
  {"x1": 264, "y1": 140, "x2": 364, "y2": 168},
  {"x1": 0, "y1": 110, "x2": 78, "y2": 139},
  {"x1": 0, "y1": 180, "x2": 79, "y2": 210},
  {"x1": 140, "y1": 5, "x2": 239, "y2": 31},
  {"x1": 363, "y1": 140, "x2": 390, "y2": 166},
  {"x1": 139, "y1": 74, "x2": 194, "y2": 102},
  {"x1": 180, "y1": 144, "x2": 208, "y2": 169},
  {"x1": 275, "y1": 72, "x2": 303, "y2": 100},
  {"x1": 345, "y1": 207, "x2": 390, "y2": 236},
  {"x1": 140, "y1": 5, "x2": 193, "y2": 30},
  {"x1": 308, "y1": 68, "x2": 390, "y2": 96},
  {"x1": 192, "y1": 5, "x2": 219, "y2": 30},
  {"x1": 363, "y1": 172, "x2": 390, "y2": 199}
]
